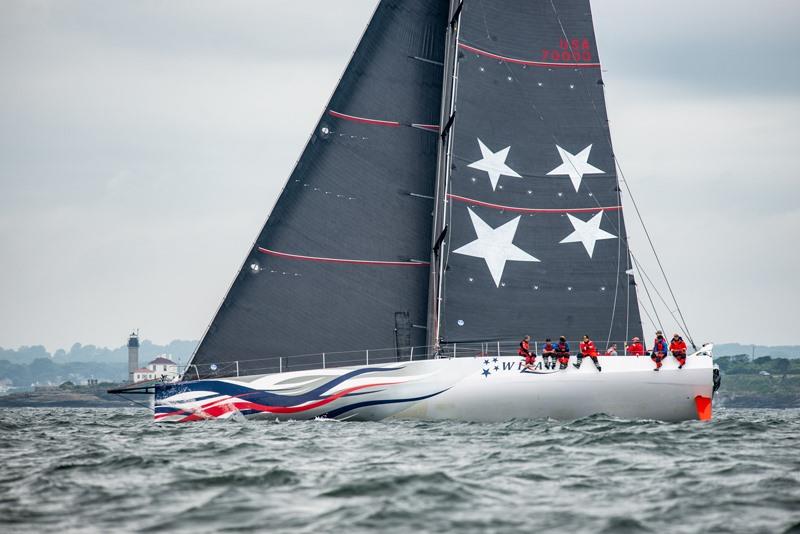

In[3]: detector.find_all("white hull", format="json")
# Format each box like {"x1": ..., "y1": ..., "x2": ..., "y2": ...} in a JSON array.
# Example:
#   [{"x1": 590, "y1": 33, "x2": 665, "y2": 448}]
[{"x1": 154, "y1": 346, "x2": 715, "y2": 423}]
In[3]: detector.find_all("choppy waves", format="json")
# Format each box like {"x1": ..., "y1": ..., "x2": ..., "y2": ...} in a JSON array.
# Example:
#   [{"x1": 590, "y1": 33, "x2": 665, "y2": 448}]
[{"x1": 1, "y1": 408, "x2": 799, "y2": 533}]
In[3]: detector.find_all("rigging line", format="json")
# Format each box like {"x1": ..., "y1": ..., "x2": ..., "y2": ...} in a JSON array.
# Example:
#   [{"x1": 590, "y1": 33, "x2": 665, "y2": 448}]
[
  {"x1": 548, "y1": 0, "x2": 696, "y2": 348},
  {"x1": 629, "y1": 252, "x2": 688, "y2": 339},
  {"x1": 605, "y1": 184, "x2": 624, "y2": 348},
  {"x1": 633, "y1": 253, "x2": 664, "y2": 334},
  {"x1": 615, "y1": 161, "x2": 696, "y2": 348},
  {"x1": 625, "y1": 227, "x2": 632, "y2": 344},
  {"x1": 636, "y1": 292, "x2": 659, "y2": 338},
  {"x1": 544, "y1": 8, "x2": 644, "y2": 263}
]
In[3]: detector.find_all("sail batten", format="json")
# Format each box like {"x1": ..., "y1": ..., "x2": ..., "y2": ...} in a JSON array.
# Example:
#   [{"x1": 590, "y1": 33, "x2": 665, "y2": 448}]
[
  {"x1": 447, "y1": 194, "x2": 621, "y2": 214},
  {"x1": 257, "y1": 247, "x2": 430, "y2": 267},
  {"x1": 458, "y1": 42, "x2": 602, "y2": 68}
]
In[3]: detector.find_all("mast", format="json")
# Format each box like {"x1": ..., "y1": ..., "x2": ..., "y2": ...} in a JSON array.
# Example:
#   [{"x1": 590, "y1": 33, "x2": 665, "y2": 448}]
[{"x1": 427, "y1": 0, "x2": 463, "y2": 351}]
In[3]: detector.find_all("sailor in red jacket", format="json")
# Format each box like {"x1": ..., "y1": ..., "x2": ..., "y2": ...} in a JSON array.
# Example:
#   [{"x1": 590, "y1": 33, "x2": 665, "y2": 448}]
[
  {"x1": 670, "y1": 333, "x2": 688, "y2": 369},
  {"x1": 519, "y1": 335, "x2": 535, "y2": 369},
  {"x1": 574, "y1": 334, "x2": 602, "y2": 372},
  {"x1": 554, "y1": 336, "x2": 571, "y2": 370},
  {"x1": 651, "y1": 331, "x2": 669, "y2": 371},
  {"x1": 541, "y1": 338, "x2": 556, "y2": 370},
  {"x1": 626, "y1": 337, "x2": 645, "y2": 356}
]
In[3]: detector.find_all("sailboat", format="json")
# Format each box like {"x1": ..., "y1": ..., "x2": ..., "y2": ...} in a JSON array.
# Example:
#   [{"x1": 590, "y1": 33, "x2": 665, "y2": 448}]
[{"x1": 120, "y1": 0, "x2": 719, "y2": 422}]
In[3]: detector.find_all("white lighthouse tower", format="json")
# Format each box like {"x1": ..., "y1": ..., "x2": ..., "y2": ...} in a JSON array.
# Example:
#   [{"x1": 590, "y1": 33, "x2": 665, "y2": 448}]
[{"x1": 127, "y1": 331, "x2": 139, "y2": 383}]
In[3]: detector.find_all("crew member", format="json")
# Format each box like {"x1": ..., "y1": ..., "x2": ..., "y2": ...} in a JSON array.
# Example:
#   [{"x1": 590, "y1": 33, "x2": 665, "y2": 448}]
[
  {"x1": 670, "y1": 333, "x2": 688, "y2": 369},
  {"x1": 651, "y1": 331, "x2": 669, "y2": 371},
  {"x1": 542, "y1": 338, "x2": 556, "y2": 369},
  {"x1": 605, "y1": 344, "x2": 618, "y2": 356},
  {"x1": 574, "y1": 335, "x2": 602, "y2": 372},
  {"x1": 554, "y1": 336, "x2": 571, "y2": 370},
  {"x1": 519, "y1": 335, "x2": 535, "y2": 370},
  {"x1": 626, "y1": 337, "x2": 645, "y2": 356}
]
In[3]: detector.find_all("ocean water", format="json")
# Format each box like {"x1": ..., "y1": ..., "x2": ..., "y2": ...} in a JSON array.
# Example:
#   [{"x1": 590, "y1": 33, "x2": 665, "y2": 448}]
[{"x1": 0, "y1": 407, "x2": 798, "y2": 533}]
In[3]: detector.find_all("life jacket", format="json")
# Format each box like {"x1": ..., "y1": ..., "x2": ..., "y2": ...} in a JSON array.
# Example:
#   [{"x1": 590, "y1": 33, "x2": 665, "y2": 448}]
[
  {"x1": 580, "y1": 340, "x2": 598, "y2": 356},
  {"x1": 555, "y1": 341, "x2": 570, "y2": 354},
  {"x1": 627, "y1": 342, "x2": 645, "y2": 355},
  {"x1": 653, "y1": 338, "x2": 668, "y2": 355},
  {"x1": 518, "y1": 339, "x2": 530, "y2": 356},
  {"x1": 670, "y1": 338, "x2": 687, "y2": 353}
]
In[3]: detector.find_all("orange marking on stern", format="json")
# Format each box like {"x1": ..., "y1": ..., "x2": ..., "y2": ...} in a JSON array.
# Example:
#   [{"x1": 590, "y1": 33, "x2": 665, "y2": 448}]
[{"x1": 694, "y1": 395, "x2": 712, "y2": 421}]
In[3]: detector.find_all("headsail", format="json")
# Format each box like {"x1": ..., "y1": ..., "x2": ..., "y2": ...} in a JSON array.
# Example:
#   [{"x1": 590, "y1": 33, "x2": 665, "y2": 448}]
[
  {"x1": 187, "y1": 1, "x2": 449, "y2": 378},
  {"x1": 432, "y1": 0, "x2": 642, "y2": 345}
]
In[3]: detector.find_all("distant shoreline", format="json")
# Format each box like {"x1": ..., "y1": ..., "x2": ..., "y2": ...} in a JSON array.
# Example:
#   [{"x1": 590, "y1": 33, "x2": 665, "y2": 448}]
[
  {"x1": 0, "y1": 384, "x2": 140, "y2": 409},
  {"x1": 0, "y1": 398, "x2": 138, "y2": 408}
]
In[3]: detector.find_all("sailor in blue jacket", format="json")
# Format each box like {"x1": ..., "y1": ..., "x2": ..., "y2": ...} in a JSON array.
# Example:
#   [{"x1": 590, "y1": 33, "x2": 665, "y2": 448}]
[
  {"x1": 555, "y1": 336, "x2": 571, "y2": 370},
  {"x1": 651, "y1": 331, "x2": 669, "y2": 371}
]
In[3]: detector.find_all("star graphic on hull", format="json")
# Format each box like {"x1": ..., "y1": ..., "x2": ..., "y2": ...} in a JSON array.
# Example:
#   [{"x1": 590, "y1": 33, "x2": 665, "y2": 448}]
[
  {"x1": 454, "y1": 208, "x2": 539, "y2": 287},
  {"x1": 546, "y1": 144, "x2": 605, "y2": 192},
  {"x1": 560, "y1": 212, "x2": 616, "y2": 258},
  {"x1": 467, "y1": 138, "x2": 522, "y2": 191}
]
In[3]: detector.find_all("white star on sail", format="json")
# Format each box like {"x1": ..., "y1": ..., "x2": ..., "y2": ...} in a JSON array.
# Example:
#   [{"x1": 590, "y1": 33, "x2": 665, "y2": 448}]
[
  {"x1": 454, "y1": 208, "x2": 539, "y2": 287},
  {"x1": 546, "y1": 144, "x2": 605, "y2": 192},
  {"x1": 560, "y1": 212, "x2": 616, "y2": 258},
  {"x1": 467, "y1": 138, "x2": 522, "y2": 191}
]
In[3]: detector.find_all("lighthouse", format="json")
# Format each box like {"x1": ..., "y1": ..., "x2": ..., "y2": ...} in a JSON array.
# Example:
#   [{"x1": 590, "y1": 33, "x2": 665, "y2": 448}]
[{"x1": 127, "y1": 331, "x2": 139, "y2": 383}]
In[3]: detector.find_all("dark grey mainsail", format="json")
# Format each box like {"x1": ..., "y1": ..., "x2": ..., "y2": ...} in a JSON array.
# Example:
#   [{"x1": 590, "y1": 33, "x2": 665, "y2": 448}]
[
  {"x1": 187, "y1": 1, "x2": 449, "y2": 378},
  {"x1": 431, "y1": 0, "x2": 642, "y2": 346}
]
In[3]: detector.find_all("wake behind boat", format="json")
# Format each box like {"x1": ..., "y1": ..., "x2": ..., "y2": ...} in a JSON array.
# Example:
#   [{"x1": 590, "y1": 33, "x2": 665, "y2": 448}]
[{"x1": 112, "y1": 0, "x2": 720, "y2": 422}]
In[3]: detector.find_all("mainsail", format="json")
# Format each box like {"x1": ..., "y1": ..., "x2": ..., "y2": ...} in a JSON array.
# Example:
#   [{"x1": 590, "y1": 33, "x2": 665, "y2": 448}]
[
  {"x1": 431, "y1": 0, "x2": 643, "y2": 346},
  {"x1": 187, "y1": 1, "x2": 449, "y2": 378}
]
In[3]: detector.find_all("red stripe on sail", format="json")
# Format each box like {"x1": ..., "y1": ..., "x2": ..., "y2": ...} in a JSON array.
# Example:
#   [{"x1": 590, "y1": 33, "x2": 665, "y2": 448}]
[
  {"x1": 327, "y1": 110, "x2": 401, "y2": 127},
  {"x1": 458, "y1": 42, "x2": 601, "y2": 69},
  {"x1": 448, "y1": 194, "x2": 621, "y2": 214},
  {"x1": 257, "y1": 247, "x2": 429, "y2": 267}
]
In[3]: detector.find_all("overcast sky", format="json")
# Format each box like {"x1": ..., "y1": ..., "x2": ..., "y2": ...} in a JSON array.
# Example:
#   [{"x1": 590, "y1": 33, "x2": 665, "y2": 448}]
[{"x1": 1, "y1": 1, "x2": 798, "y2": 351}]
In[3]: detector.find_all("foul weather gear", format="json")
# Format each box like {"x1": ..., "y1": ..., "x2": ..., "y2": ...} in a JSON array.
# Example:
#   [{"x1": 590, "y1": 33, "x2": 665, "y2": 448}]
[
  {"x1": 670, "y1": 337, "x2": 688, "y2": 368},
  {"x1": 519, "y1": 339, "x2": 535, "y2": 366},
  {"x1": 626, "y1": 342, "x2": 645, "y2": 356},
  {"x1": 574, "y1": 339, "x2": 602, "y2": 371},
  {"x1": 542, "y1": 342, "x2": 556, "y2": 369},
  {"x1": 651, "y1": 337, "x2": 668, "y2": 370},
  {"x1": 555, "y1": 340, "x2": 571, "y2": 370}
]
